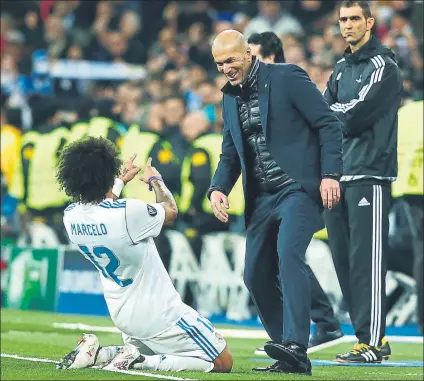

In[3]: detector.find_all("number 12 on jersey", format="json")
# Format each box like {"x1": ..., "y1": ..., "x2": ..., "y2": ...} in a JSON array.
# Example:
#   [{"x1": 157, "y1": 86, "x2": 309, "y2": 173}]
[{"x1": 78, "y1": 245, "x2": 133, "y2": 287}]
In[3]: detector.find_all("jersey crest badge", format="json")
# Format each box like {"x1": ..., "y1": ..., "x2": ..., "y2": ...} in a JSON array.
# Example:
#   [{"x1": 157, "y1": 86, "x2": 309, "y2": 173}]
[{"x1": 147, "y1": 204, "x2": 157, "y2": 216}]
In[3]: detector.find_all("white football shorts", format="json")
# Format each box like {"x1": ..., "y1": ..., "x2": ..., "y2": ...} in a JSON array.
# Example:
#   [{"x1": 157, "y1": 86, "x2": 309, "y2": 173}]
[{"x1": 121, "y1": 305, "x2": 227, "y2": 362}]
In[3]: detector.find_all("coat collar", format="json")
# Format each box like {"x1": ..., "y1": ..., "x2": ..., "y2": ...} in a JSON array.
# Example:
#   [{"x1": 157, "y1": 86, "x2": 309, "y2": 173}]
[
  {"x1": 343, "y1": 34, "x2": 395, "y2": 64},
  {"x1": 220, "y1": 60, "x2": 272, "y2": 142},
  {"x1": 244, "y1": 56, "x2": 260, "y2": 88},
  {"x1": 258, "y1": 60, "x2": 272, "y2": 84},
  {"x1": 221, "y1": 57, "x2": 271, "y2": 97}
]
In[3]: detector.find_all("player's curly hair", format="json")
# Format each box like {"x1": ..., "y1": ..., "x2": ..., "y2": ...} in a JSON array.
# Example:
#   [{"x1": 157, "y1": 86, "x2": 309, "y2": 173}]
[{"x1": 56, "y1": 136, "x2": 122, "y2": 204}]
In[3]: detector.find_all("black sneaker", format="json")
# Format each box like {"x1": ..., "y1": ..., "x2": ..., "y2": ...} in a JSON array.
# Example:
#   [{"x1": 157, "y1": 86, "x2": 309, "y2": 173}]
[
  {"x1": 253, "y1": 359, "x2": 312, "y2": 376},
  {"x1": 264, "y1": 341, "x2": 310, "y2": 372},
  {"x1": 308, "y1": 328, "x2": 344, "y2": 348},
  {"x1": 381, "y1": 336, "x2": 391, "y2": 360},
  {"x1": 336, "y1": 343, "x2": 383, "y2": 363}
]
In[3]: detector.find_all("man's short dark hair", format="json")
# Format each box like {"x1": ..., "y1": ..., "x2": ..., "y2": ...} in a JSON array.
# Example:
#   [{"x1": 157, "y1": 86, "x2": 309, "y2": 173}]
[
  {"x1": 56, "y1": 136, "x2": 122, "y2": 204},
  {"x1": 339, "y1": 1, "x2": 372, "y2": 19},
  {"x1": 248, "y1": 32, "x2": 285, "y2": 63}
]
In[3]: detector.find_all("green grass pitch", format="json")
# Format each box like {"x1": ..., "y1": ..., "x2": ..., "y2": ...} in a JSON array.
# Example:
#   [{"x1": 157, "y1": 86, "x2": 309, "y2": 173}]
[{"x1": 1, "y1": 309, "x2": 423, "y2": 380}]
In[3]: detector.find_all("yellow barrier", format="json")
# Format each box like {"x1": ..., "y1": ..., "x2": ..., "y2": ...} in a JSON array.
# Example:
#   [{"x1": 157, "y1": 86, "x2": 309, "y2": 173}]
[{"x1": 392, "y1": 101, "x2": 423, "y2": 197}]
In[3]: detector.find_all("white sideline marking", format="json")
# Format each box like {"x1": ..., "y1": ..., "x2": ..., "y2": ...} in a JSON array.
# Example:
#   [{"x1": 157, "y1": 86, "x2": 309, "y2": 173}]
[
  {"x1": 52, "y1": 322, "x2": 424, "y2": 344},
  {"x1": 0, "y1": 353, "x2": 197, "y2": 381},
  {"x1": 1, "y1": 354, "x2": 58, "y2": 364},
  {"x1": 365, "y1": 373, "x2": 424, "y2": 377},
  {"x1": 254, "y1": 336, "x2": 351, "y2": 356},
  {"x1": 52, "y1": 322, "x2": 270, "y2": 339},
  {"x1": 53, "y1": 322, "x2": 120, "y2": 333}
]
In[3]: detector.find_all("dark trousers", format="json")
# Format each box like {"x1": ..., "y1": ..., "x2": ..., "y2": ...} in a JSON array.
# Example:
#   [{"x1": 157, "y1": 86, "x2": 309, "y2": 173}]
[
  {"x1": 309, "y1": 266, "x2": 340, "y2": 332},
  {"x1": 243, "y1": 184, "x2": 322, "y2": 348},
  {"x1": 324, "y1": 181, "x2": 390, "y2": 347}
]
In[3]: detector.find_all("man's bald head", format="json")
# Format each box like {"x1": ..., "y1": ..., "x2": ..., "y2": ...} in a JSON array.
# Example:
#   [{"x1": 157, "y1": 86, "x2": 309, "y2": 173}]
[
  {"x1": 212, "y1": 29, "x2": 248, "y2": 56},
  {"x1": 211, "y1": 29, "x2": 253, "y2": 86}
]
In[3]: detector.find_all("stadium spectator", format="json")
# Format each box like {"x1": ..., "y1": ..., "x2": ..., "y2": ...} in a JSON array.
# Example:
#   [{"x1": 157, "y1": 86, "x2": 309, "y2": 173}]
[
  {"x1": 248, "y1": 31, "x2": 285, "y2": 63},
  {"x1": 291, "y1": 0, "x2": 337, "y2": 34},
  {"x1": 45, "y1": 14, "x2": 70, "y2": 59},
  {"x1": 21, "y1": 7, "x2": 45, "y2": 51},
  {"x1": 1, "y1": 102, "x2": 22, "y2": 240},
  {"x1": 244, "y1": 1, "x2": 303, "y2": 39}
]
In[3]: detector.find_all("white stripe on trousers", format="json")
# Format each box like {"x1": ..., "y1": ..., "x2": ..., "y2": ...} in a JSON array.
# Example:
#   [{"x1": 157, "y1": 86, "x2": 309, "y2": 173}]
[{"x1": 370, "y1": 185, "x2": 382, "y2": 346}]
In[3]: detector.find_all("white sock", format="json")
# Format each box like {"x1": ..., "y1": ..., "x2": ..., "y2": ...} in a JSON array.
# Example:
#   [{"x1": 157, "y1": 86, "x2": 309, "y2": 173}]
[
  {"x1": 95, "y1": 346, "x2": 122, "y2": 367},
  {"x1": 133, "y1": 354, "x2": 214, "y2": 373}
]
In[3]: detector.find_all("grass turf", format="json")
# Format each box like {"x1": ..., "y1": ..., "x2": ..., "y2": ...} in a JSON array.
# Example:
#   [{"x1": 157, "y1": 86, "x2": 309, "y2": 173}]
[{"x1": 1, "y1": 309, "x2": 423, "y2": 380}]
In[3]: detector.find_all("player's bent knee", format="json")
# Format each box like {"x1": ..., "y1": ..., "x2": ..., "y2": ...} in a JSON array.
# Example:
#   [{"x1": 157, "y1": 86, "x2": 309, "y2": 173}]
[{"x1": 212, "y1": 347, "x2": 233, "y2": 373}]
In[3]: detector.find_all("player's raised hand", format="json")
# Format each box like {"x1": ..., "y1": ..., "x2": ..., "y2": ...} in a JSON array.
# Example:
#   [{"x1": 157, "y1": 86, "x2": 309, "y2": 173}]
[
  {"x1": 119, "y1": 153, "x2": 141, "y2": 184},
  {"x1": 140, "y1": 157, "x2": 162, "y2": 184}
]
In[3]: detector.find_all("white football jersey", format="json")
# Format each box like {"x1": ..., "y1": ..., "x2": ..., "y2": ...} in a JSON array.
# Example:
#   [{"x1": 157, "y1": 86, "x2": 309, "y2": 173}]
[{"x1": 63, "y1": 198, "x2": 187, "y2": 339}]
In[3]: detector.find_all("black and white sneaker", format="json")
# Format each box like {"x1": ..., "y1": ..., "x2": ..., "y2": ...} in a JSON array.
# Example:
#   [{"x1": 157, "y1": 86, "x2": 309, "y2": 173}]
[
  {"x1": 381, "y1": 336, "x2": 391, "y2": 360},
  {"x1": 336, "y1": 343, "x2": 383, "y2": 363}
]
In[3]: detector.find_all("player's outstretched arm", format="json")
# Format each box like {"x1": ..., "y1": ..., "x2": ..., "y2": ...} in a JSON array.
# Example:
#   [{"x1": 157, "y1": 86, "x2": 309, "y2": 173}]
[
  {"x1": 140, "y1": 157, "x2": 178, "y2": 224},
  {"x1": 150, "y1": 179, "x2": 178, "y2": 224}
]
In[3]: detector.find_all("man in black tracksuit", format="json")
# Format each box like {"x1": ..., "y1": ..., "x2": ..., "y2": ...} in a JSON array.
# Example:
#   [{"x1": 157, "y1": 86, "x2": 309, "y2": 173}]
[{"x1": 323, "y1": 1, "x2": 403, "y2": 363}]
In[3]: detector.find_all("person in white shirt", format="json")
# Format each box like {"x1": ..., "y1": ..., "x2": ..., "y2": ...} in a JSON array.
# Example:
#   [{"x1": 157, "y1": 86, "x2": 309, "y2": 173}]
[
  {"x1": 243, "y1": 0, "x2": 303, "y2": 39},
  {"x1": 55, "y1": 136, "x2": 233, "y2": 373}
]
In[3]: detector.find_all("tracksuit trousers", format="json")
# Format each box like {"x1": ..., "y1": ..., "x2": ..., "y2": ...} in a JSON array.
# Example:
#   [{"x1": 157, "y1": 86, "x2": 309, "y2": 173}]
[{"x1": 324, "y1": 180, "x2": 391, "y2": 347}]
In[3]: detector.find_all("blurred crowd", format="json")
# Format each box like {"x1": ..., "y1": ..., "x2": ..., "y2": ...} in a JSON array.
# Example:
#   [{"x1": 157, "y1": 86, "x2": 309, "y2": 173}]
[{"x1": 1, "y1": 0, "x2": 423, "y2": 133}]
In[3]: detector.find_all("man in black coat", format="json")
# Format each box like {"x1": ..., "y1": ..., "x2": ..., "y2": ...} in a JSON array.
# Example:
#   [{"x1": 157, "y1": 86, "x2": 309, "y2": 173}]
[
  {"x1": 207, "y1": 30, "x2": 343, "y2": 375},
  {"x1": 248, "y1": 31, "x2": 344, "y2": 355}
]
